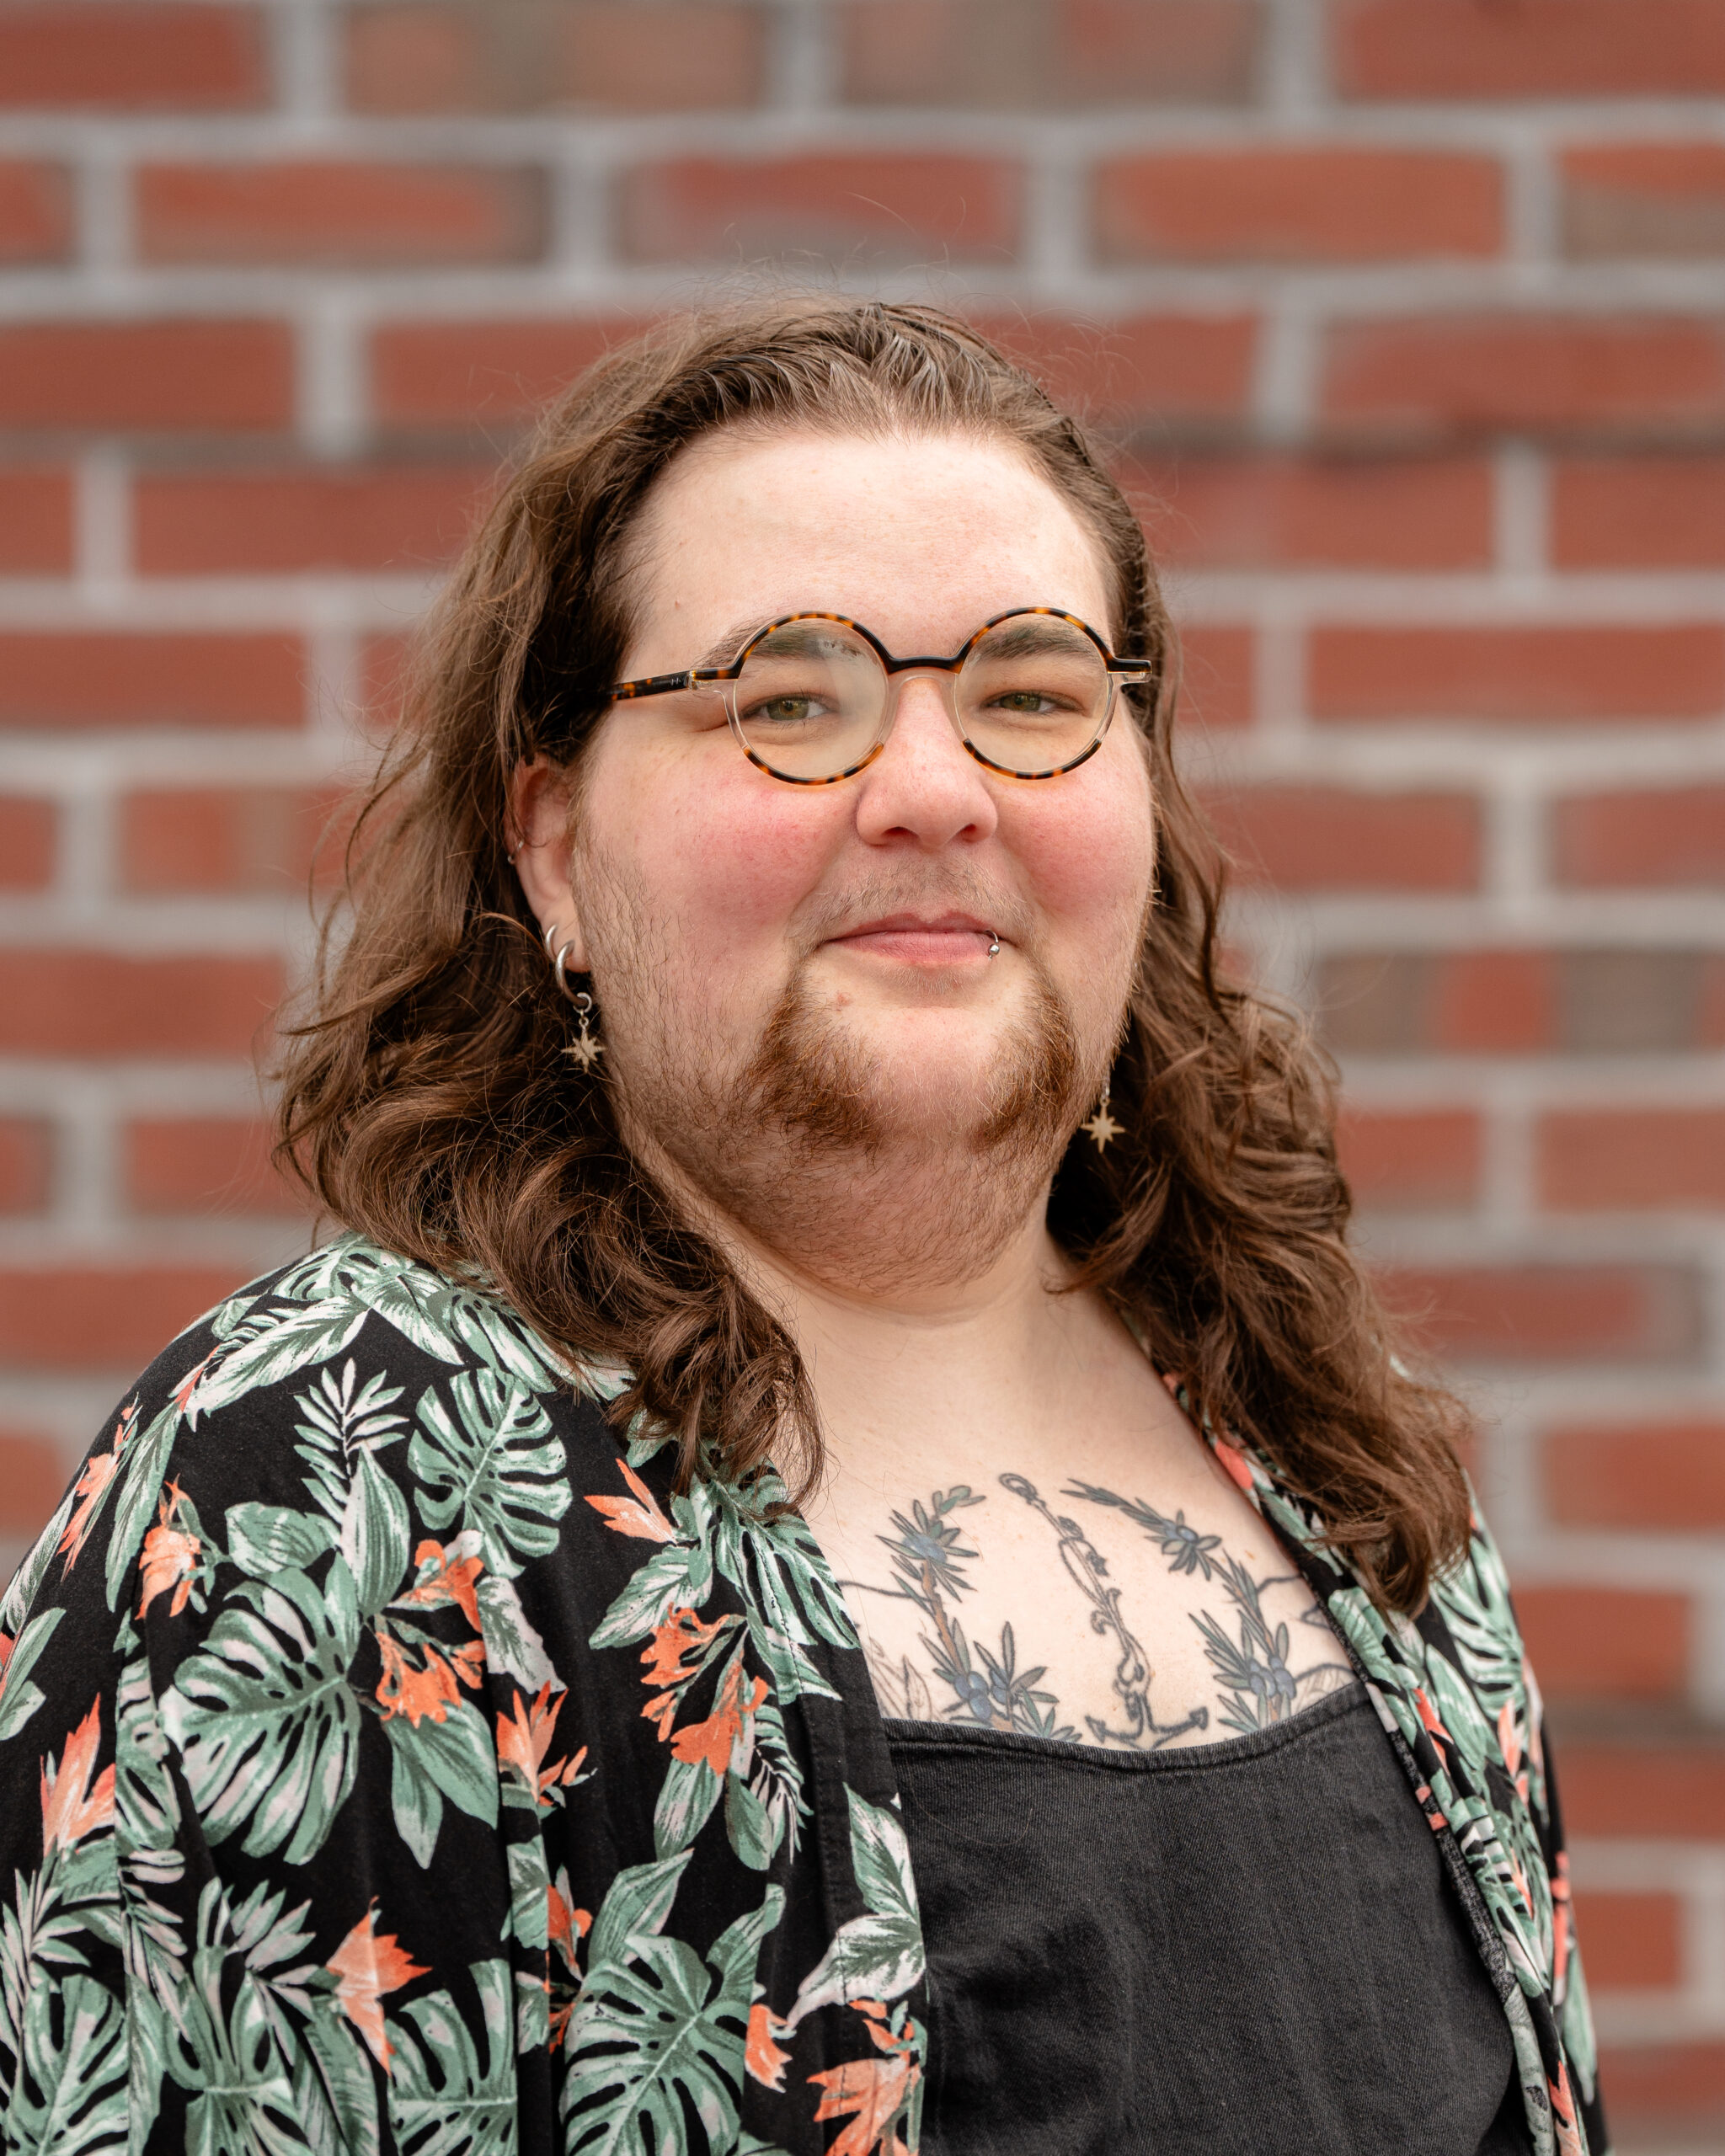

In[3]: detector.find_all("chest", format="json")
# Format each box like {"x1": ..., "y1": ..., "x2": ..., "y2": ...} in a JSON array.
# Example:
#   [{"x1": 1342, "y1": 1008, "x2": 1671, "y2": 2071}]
[{"x1": 809, "y1": 1428, "x2": 1354, "y2": 1752}]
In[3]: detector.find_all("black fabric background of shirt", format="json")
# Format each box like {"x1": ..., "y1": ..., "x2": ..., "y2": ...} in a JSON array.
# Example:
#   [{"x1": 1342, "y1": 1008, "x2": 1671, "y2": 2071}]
[{"x1": 886, "y1": 1685, "x2": 1533, "y2": 2156}]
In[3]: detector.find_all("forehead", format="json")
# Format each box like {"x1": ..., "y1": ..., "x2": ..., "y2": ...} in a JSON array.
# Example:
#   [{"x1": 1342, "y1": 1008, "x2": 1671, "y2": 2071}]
[{"x1": 622, "y1": 426, "x2": 1119, "y2": 659}]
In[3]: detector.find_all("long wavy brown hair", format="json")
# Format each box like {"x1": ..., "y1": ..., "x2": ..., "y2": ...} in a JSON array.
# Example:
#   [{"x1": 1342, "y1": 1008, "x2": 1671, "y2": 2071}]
[{"x1": 275, "y1": 296, "x2": 1470, "y2": 1613}]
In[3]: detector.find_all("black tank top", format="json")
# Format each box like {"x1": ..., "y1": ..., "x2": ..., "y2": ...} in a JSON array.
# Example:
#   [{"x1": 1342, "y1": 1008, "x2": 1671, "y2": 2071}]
[{"x1": 885, "y1": 1683, "x2": 1532, "y2": 2156}]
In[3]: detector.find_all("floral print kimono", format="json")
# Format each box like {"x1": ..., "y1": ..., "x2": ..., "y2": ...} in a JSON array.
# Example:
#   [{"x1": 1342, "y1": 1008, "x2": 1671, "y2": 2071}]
[{"x1": 0, "y1": 1236, "x2": 1605, "y2": 2155}]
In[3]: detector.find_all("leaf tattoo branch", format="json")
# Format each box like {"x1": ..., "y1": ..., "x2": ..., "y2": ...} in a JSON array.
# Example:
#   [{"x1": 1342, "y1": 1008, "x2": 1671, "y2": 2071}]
[
  {"x1": 1065, "y1": 1480, "x2": 1353, "y2": 1736},
  {"x1": 840, "y1": 1487, "x2": 1076, "y2": 1738},
  {"x1": 999, "y1": 1476, "x2": 1209, "y2": 1752}
]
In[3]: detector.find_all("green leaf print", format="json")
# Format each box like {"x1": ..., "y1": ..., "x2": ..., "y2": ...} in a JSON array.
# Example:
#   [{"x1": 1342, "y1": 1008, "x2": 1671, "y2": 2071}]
[
  {"x1": 4, "y1": 1972, "x2": 128, "y2": 2156},
  {"x1": 341, "y1": 1449, "x2": 413, "y2": 1617},
  {"x1": 296, "y1": 2004, "x2": 383, "y2": 2156},
  {"x1": 0, "y1": 1609, "x2": 62, "y2": 1745},
  {"x1": 104, "y1": 1401, "x2": 179, "y2": 1612},
  {"x1": 562, "y1": 1889, "x2": 784, "y2": 2156},
  {"x1": 409, "y1": 1371, "x2": 569, "y2": 1577},
  {"x1": 584, "y1": 1854, "x2": 692, "y2": 1978},
  {"x1": 163, "y1": 1564, "x2": 362, "y2": 1866},
  {"x1": 293, "y1": 1361, "x2": 410, "y2": 1530},
  {"x1": 387, "y1": 1697, "x2": 499, "y2": 1833},
  {"x1": 387, "y1": 1959, "x2": 517, "y2": 2156},
  {"x1": 225, "y1": 1502, "x2": 336, "y2": 1579},
  {"x1": 787, "y1": 1790, "x2": 923, "y2": 2030}
]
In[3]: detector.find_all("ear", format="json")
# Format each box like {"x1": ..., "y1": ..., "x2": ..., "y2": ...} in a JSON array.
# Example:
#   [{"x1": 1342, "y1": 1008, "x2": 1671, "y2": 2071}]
[{"x1": 510, "y1": 757, "x2": 590, "y2": 974}]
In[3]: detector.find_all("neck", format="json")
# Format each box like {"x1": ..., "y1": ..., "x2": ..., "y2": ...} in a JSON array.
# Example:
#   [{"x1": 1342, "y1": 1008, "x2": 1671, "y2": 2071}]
[{"x1": 625, "y1": 1119, "x2": 1109, "y2": 1502}]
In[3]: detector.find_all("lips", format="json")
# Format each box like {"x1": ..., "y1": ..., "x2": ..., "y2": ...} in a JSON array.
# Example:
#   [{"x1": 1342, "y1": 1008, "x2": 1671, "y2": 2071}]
[{"x1": 825, "y1": 912, "x2": 999, "y2": 964}]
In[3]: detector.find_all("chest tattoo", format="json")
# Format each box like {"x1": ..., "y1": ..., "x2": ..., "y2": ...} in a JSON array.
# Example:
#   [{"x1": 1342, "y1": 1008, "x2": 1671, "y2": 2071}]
[{"x1": 838, "y1": 1473, "x2": 1354, "y2": 1749}]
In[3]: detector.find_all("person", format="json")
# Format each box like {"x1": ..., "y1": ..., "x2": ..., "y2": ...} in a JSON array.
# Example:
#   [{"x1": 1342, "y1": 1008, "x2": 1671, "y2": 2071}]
[{"x1": 0, "y1": 299, "x2": 1604, "y2": 2156}]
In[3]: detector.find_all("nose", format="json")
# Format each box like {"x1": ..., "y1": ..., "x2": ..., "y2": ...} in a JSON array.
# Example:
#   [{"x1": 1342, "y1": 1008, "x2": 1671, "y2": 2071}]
[{"x1": 851, "y1": 670, "x2": 1000, "y2": 852}]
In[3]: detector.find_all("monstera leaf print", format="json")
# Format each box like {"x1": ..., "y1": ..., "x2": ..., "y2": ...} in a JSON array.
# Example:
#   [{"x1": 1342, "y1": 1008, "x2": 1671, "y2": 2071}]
[
  {"x1": 162, "y1": 1564, "x2": 362, "y2": 1866},
  {"x1": 3, "y1": 1972, "x2": 128, "y2": 2156},
  {"x1": 387, "y1": 1960, "x2": 516, "y2": 2156},
  {"x1": 563, "y1": 1883, "x2": 783, "y2": 2156},
  {"x1": 787, "y1": 1791, "x2": 923, "y2": 2031},
  {"x1": 409, "y1": 1372, "x2": 569, "y2": 1577}
]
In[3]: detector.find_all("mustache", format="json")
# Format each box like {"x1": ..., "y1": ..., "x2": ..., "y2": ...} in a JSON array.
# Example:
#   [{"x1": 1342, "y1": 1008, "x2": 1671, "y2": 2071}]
[{"x1": 793, "y1": 872, "x2": 1025, "y2": 947}]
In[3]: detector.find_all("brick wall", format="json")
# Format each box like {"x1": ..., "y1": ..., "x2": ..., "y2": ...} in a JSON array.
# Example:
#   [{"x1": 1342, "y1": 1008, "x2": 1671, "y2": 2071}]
[{"x1": 1, "y1": 1, "x2": 1722, "y2": 2140}]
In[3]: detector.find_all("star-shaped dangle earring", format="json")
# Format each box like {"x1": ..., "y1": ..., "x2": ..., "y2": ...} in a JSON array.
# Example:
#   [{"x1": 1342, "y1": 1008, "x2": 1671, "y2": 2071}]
[
  {"x1": 1082, "y1": 1080, "x2": 1123, "y2": 1153},
  {"x1": 564, "y1": 990, "x2": 604, "y2": 1072}
]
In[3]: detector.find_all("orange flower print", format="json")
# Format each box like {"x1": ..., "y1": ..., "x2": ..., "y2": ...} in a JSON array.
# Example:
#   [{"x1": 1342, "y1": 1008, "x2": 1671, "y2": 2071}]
[
  {"x1": 375, "y1": 1633, "x2": 467, "y2": 1727},
  {"x1": 137, "y1": 1481, "x2": 201, "y2": 1620},
  {"x1": 745, "y1": 2003, "x2": 793, "y2": 2093},
  {"x1": 1551, "y1": 2060, "x2": 1584, "y2": 2156},
  {"x1": 393, "y1": 1537, "x2": 483, "y2": 1630},
  {"x1": 808, "y1": 2004, "x2": 920, "y2": 2156},
  {"x1": 585, "y1": 1460, "x2": 679, "y2": 1543},
  {"x1": 1413, "y1": 1686, "x2": 1450, "y2": 1745},
  {"x1": 670, "y1": 1657, "x2": 768, "y2": 1778},
  {"x1": 327, "y1": 1903, "x2": 428, "y2": 2073},
  {"x1": 1213, "y1": 1439, "x2": 1257, "y2": 1497},
  {"x1": 639, "y1": 1605, "x2": 734, "y2": 1740},
  {"x1": 547, "y1": 1876, "x2": 590, "y2": 1976},
  {"x1": 56, "y1": 1400, "x2": 135, "y2": 1574},
  {"x1": 497, "y1": 1682, "x2": 587, "y2": 1806},
  {"x1": 39, "y1": 1699, "x2": 115, "y2": 1854}
]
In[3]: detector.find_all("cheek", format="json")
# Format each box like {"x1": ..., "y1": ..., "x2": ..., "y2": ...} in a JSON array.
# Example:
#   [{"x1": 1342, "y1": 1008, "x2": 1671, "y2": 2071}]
[
  {"x1": 1009, "y1": 757, "x2": 1156, "y2": 952},
  {"x1": 584, "y1": 732, "x2": 844, "y2": 968}
]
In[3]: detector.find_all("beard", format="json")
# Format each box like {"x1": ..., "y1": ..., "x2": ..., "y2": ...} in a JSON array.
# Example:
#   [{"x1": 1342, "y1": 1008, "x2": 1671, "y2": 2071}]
[{"x1": 581, "y1": 859, "x2": 1110, "y2": 1295}]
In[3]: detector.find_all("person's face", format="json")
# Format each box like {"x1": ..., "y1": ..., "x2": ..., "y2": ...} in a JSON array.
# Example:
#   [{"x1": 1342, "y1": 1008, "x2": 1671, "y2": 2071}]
[{"x1": 515, "y1": 425, "x2": 1156, "y2": 1204}]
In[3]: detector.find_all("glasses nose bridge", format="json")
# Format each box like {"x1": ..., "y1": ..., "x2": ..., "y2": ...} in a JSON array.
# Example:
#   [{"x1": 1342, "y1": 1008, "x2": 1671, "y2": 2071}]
[{"x1": 878, "y1": 655, "x2": 969, "y2": 751}]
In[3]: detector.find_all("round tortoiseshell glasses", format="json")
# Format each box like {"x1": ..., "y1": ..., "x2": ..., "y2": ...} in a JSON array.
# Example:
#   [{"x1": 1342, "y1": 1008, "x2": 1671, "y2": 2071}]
[{"x1": 607, "y1": 608, "x2": 1155, "y2": 785}]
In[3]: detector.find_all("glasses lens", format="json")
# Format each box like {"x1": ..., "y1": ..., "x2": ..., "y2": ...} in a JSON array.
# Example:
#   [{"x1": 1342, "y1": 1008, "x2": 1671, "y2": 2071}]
[
  {"x1": 729, "y1": 621, "x2": 887, "y2": 781},
  {"x1": 958, "y1": 617, "x2": 1111, "y2": 776}
]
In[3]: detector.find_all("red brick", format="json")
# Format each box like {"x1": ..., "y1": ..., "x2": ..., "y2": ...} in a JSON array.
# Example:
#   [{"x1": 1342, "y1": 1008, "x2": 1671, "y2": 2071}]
[
  {"x1": 1563, "y1": 142, "x2": 1725, "y2": 259},
  {"x1": 1571, "y1": 1892, "x2": 1681, "y2": 1991},
  {"x1": 617, "y1": 155, "x2": 1023, "y2": 266},
  {"x1": 0, "y1": 633, "x2": 303, "y2": 731},
  {"x1": 1517, "y1": 1585, "x2": 1690, "y2": 1705},
  {"x1": 1335, "y1": 0, "x2": 1725, "y2": 99},
  {"x1": 345, "y1": 3, "x2": 766, "y2": 114},
  {"x1": 1599, "y1": 2039, "x2": 1725, "y2": 2122},
  {"x1": 0, "y1": 161, "x2": 70, "y2": 264},
  {"x1": 136, "y1": 163, "x2": 546, "y2": 269},
  {"x1": 125, "y1": 1117, "x2": 303, "y2": 1219},
  {"x1": 371, "y1": 316, "x2": 638, "y2": 430},
  {"x1": 0, "y1": 469, "x2": 72, "y2": 573},
  {"x1": 0, "y1": 798, "x2": 55, "y2": 889},
  {"x1": 0, "y1": 1119, "x2": 51, "y2": 1214},
  {"x1": 1135, "y1": 454, "x2": 1491, "y2": 568},
  {"x1": 136, "y1": 463, "x2": 493, "y2": 574},
  {"x1": 0, "y1": 321, "x2": 293, "y2": 432},
  {"x1": 1539, "y1": 1108, "x2": 1725, "y2": 1210},
  {"x1": 1309, "y1": 625, "x2": 1725, "y2": 725},
  {"x1": 1546, "y1": 1420, "x2": 1725, "y2": 1532},
  {"x1": 1322, "y1": 316, "x2": 1725, "y2": 440},
  {"x1": 1337, "y1": 1106, "x2": 1481, "y2": 1211},
  {"x1": 0, "y1": 5, "x2": 265, "y2": 109},
  {"x1": 0, "y1": 952, "x2": 283, "y2": 1057},
  {"x1": 1204, "y1": 784, "x2": 1479, "y2": 891},
  {"x1": 120, "y1": 787, "x2": 347, "y2": 894},
  {"x1": 1318, "y1": 949, "x2": 1558, "y2": 1055},
  {"x1": 1562, "y1": 1742, "x2": 1725, "y2": 1839},
  {"x1": 1554, "y1": 456, "x2": 1725, "y2": 568},
  {"x1": 1175, "y1": 623, "x2": 1254, "y2": 731},
  {"x1": 0, "y1": 1431, "x2": 66, "y2": 1535},
  {"x1": 1556, "y1": 787, "x2": 1725, "y2": 889},
  {"x1": 839, "y1": 0, "x2": 1262, "y2": 106},
  {"x1": 976, "y1": 312, "x2": 1259, "y2": 428},
  {"x1": 0, "y1": 1267, "x2": 244, "y2": 1372},
  {"x1": 1096, "y1": 149, "x2": 1500, "y2": 264},
  {"x1": 1377, "y1": 1262, "x2": 1701, "y2": 1364}
]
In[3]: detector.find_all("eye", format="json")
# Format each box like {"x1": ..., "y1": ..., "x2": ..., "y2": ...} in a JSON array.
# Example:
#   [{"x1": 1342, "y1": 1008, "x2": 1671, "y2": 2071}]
[{"x1": 737, "y1": 692, "x2": 837, "y2": 727}]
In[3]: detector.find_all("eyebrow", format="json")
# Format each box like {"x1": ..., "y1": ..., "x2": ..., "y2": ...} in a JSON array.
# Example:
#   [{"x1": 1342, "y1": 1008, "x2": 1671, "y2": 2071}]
[{"x1": 691, "y1": 619, "x2": 771, "y2": 671}]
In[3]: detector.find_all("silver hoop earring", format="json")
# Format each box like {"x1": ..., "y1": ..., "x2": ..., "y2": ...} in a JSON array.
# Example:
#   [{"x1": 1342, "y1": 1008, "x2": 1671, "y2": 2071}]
[
  {"x1": 544, "y1": 922, "x2": 605, "y2": 1071},
  {"x1": 1081, "y1": 1078, "x2": 1124, "y2": 1154}
]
